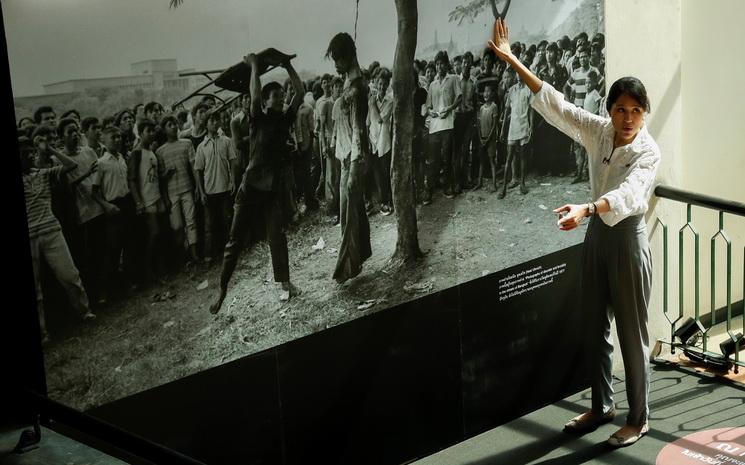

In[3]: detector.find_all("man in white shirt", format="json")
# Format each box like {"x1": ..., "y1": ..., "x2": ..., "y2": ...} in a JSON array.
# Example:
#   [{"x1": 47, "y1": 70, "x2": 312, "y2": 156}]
[
  {"x1": 425, "y1": 50, "x2": 462, "y2": 203},
  {"x1": 194, "y1": 112, "x2": 239, "y2": 261},
  {"x1": 94, "y1": 126, "x2": 133, "y2": 298}
]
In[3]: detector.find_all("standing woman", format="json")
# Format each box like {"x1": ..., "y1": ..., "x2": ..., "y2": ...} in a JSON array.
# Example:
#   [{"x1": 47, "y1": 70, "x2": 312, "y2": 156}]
[
  {"x1": 489, "y1": 19, "x2": 660, "y2": 447},
  {"x1": 325, "y1": 32, "x2": 372, "y2": 283}
]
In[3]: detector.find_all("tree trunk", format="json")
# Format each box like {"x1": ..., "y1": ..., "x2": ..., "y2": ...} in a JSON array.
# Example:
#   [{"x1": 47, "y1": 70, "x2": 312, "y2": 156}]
[{"x1": 390, "y1": 0, "x2": 423, "y2": 264}]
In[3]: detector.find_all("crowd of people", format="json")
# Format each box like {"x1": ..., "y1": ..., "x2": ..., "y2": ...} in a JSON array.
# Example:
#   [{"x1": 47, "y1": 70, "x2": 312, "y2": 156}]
[{"x1": 18, "y1": 30, "x2": 605, "y2": 341}]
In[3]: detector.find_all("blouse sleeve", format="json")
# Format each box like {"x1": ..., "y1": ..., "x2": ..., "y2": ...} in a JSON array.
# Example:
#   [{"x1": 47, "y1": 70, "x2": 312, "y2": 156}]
[
  {"x1": 600, "y1": 146, "x2": 661, "y2": 225},
  {"x1": 530, "y1": 82, "x2": 606, "y2": 147}
]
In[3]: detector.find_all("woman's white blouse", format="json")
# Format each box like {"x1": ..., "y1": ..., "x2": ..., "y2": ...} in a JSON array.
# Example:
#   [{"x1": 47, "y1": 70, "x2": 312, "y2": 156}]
[{"x1": 530, "y1": 82, "x2": 661, "y2": 227}]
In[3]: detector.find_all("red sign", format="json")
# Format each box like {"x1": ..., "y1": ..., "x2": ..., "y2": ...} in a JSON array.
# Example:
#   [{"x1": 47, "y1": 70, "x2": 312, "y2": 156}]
[{"x1": 657, "y1": 427, "x2": 745, "y2": 465}]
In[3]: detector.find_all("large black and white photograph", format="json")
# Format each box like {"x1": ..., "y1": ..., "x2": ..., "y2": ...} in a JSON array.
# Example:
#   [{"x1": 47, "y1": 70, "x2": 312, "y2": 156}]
[{"x1": 6, "y1": 0, "x2": 605, "y2": 410}]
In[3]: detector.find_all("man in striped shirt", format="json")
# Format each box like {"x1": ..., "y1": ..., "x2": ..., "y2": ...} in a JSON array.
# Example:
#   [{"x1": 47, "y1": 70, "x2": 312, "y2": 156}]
[
  {"x1": 157, "y1": 116, "x2": 199, "y2": 264},
  {"x1": 21, "y1": 136, "x2": 95, "y2": 344},
  {"x1": 565, "y1": 47, "x2": 600, "y2": 183}
]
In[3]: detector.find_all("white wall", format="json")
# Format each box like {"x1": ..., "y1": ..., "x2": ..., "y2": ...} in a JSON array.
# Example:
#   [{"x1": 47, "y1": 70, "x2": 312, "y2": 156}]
[
  {"x1": 604, "y1": 0, "x2": 745, "y2": 368},
  {"x1": 605, "y1": 0, "x2": 685, "y2": 362},
  {"x1": 680, "y1": 0, "x2": 745, "y2": 326}
]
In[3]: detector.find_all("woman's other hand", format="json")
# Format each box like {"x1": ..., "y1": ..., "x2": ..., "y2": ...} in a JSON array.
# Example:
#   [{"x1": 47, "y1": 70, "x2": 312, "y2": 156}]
[{"x1": 554, "y1": 203, "x2": 589, "y2": 231}]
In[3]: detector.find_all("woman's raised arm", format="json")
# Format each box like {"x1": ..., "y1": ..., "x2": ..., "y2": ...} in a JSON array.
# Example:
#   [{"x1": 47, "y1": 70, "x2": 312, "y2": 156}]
[{"x1": 488, "y1": 18, "x2": 543, "y2": 94}]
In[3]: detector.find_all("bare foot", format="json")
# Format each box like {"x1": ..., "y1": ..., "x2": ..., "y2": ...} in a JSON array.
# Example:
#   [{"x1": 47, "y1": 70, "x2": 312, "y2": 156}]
[{"x1": 209, "y1": 289, "x2": 227, "y2": 314}]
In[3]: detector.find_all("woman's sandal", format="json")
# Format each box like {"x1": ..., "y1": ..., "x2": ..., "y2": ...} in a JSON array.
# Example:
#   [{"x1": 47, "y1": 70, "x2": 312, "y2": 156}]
[
  {"x1": 606, "y1": 423, "x2": 649, "y2": 447},
  {"x1": 563, "y1": 407, "x2": 616, "y2": 433}
]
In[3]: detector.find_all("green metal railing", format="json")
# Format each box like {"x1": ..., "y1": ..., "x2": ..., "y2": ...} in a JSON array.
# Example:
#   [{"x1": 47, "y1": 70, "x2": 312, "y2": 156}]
[{"x1": 653, "y1": 185, "x2": 745, "y2": 373}]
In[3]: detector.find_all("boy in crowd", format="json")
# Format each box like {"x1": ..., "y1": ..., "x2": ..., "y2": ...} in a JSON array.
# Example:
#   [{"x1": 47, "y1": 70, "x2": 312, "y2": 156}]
[
  {"x1": 425, "y1": 50, "x2": 462, "y2": 201},
  {"x1": 200, "y1": 95, "x2": 217, "y2": 111},
  {"x1": 314, "y1": 75, "x2": 335, "y2": 206},
  {"x1": 413, "y1": 66, "x2": 429, "y2": 204},
  {"x1": 128, "y1": 119, "x2": 168, "y2": 284},
  {"x1": 144, "y1": 101, "x2": 164, "y2": 125},
  {"x1": 452, "y1": 55, "x2": 463, "y2": 77},
  {"x1": 368, "y1": 67, "x2": 394, "y2": 215},
  {"x1": 295, "y1": 82, "x2": 319, "y2": 212},
  {"x1": 157, "y1": 115, "x2": 199, "y2": 265},
  {"x1": 21, "y1": 136, "x2": 96, "y2": 343},
  {"x1": 499, "y1": 68, "x2": 532, "y2": 198},
  {"x1": 473, "y1": 83, "x2": 500, "y2": 191},
  {"x1": 181, "y1": 103, "x2": 209, "y2": 150},
  {"x1": 194, "y1": 111, "x2": 239, "y2": 262},
  {"x1": 565, "y1": 46, "x2": 600, "y2": 182},
  {"x1": 583, "y1": 70, "x2": 603, "y2": 115},
  {"x1": 81, "y1": 117, "x2": 105, "y2": 158},
  {"x1": 209, "y1": 51, "x2": 303, "y2": 313},
  {"x1": 230, "y1": 93, "x2": 252, "y2": 174},
  {"x1": 62, "y1": 109, "x2": 81, "y2": 126},
  {"x1": 59, "y1": 118, "x2": 116, "y2": 305},
  {"x1": 93, "y1": 126, "x2": 133, "y2": 299},
  {"x1": 536, "y1": 42, "x2": 571, "y2": 175},
  {"x1": 455, "y1": 51, "x2": 477, "y2": 190},
  {"x1": 476, "y1": 48, "x2": 500, "y2": 108},
  {"x1": 326, "y1": 76, "x2": 344, "y2": 222},
  {"x1": 32, "y1": 126, "x2": 60, "y2": 169}
]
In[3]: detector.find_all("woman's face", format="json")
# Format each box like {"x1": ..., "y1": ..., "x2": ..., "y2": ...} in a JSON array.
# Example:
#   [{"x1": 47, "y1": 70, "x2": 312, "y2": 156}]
[{"x1": 610, "y1": 93, "x2": 646, "y2": 146}]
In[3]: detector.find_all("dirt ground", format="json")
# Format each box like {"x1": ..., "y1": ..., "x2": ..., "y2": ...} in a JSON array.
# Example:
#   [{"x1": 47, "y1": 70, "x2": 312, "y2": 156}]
[{"x1": 44, "y1": 174, "x2": 590, "y2": 411}]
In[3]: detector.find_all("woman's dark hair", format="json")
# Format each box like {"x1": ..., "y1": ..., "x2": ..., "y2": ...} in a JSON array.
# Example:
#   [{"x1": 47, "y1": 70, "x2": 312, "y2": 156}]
[
  {"x1": 606, "y1": 77, "x2": 651, "y2": 113},
  {"x1": 326, "y1": 32, "x2": 356, "y2": 62}
]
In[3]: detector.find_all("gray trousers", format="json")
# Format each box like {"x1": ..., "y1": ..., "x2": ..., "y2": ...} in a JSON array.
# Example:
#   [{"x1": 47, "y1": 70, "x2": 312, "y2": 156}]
[{"x1": 582, "y1": 214, "x2": 652, "y2": 426}]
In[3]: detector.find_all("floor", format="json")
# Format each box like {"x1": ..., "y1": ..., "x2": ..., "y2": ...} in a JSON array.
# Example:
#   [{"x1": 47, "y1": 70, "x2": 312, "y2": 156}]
[
  {"x1": 1, "y1": 362, "x2": 743, "y2": 465},
  {"x1": 412, "y1": 362, "x2": 745, "y2": 465}
]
